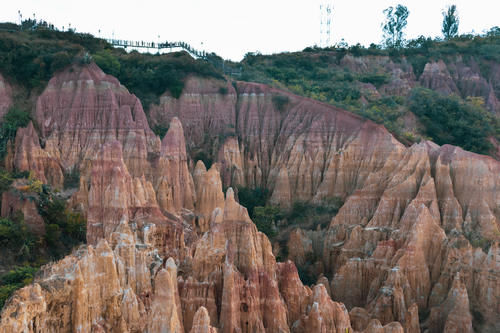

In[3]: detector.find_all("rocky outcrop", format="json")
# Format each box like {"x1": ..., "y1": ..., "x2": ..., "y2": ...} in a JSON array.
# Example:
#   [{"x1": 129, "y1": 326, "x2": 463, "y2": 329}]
[
  {"x1": 190, "y1": 307, "x2": 217, "y2": 333},
  {"x1": 181, "y1": 188, "x2": 357, "y2": 333},
  {"x1": 79, "y1": 139, "x2": 190, "y2": 260},
  {"x1": 149, "y1": 77, "x2": 237, "y2": 148},
  {"x1": 218, "y1": 137, "x2": 245, "y2": 188},
  {"x1": 193, "y1": 161, "x2": 224, "y2": 232},
  {"x1": 419, "y1": 60, "x2": 459, "y2": 95},
  {"x1": 12, "y1": 63, "x2": 160, "y2": 189},
  {"x1": 419, "y1": 59, "x2": 500, "y2": 113},
  {"x1": 287, "y1": 228, "x2": 313, "y2": 266},
  {"x1": 429, "y1": 273, "x2": 474, "y2": 333},
  {"x1": 11, "y1": 64, "x2": 197, "y2": 222},
  {"x1": 84, "y1": 140, "x2": 162, "y2": 243},
  {"x1": 154, "y1": 117, "x2": 195, "y2": 213},
  {"x1": 188, "y1": 188, "x2": 291, "y2": 332},
  {"x1": 270, "y1": 166, "x2": 291, "y2": 208},
  {"x1": 10, "y1": 121, "x2": 64, "y2": 185},
  {"x1": 0, "y1": 222, "x2": 180, "y2": 332},
  {"x1": 320, "y1": 142, "x2": 499, "y2": 331},
  {"x1": 0, "y1": 73, "x2": 11, "y2": 120}
]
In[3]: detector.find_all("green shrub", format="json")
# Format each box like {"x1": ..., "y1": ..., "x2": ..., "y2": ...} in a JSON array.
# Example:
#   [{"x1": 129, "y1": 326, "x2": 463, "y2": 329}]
[
  {"x1": 0, "y1": 283, "x2": 19, "y2": 308},
  {"x1": 409, "y1": 88, "x2": 495, "y2": 155},
  {"x1": 286, "y1": 197, "x2": 343, "y2": 228},
  {"x1": 0, "y1": 169, "x2": 14, "y2": 194},
  {"x1": 0, "y1": 214, "x2": 29, "y2": 248},
  {"x1": 469, "y1": 236, "x2": 491, "y2": 253},
  {"x1": 297, "y1": 266, "x2": 316, "y2": 286},
  {"x1": 218, "y1": 86, "x2": 228, "y2": 95},
  {"x1": 92, "y1": 49, "x2": 120, "y2": 76},
  {"x1": 44, "y1": 224, "x2": 62, "y2": 248},
  {"x1": 50, "y1": 51, "x2": 73, "y2": 73},
  {"x1": 359, "y1": 73, "x2": 390, "y2": 88},
  {"x1": 471, "y1": 309, "x2": 485, "y2": 325},
  {"x1": 63, "y1": 168, "x2": 80, "y2": 189},
  {"x1": 194, "y1": 151, "x2": 213, "y2": 169},
  {"x1": 236, "y1": 186, "x2": 269, "y2": 218},
  {"x1": 152, "y1": 124, "x2": 169, "y2": 138},
  {"x1": 272, "y1": 95, "x2": 290, "y2": 112},
  {"x1": 37, "y1": 186, "x2": 86, "y2": 259},
  {"x1": 253, "y1": 206, "x2": 283, "y2": 238},
  {"x1": 0, "y1": 106, "x2": 31, "y2": 159},
  {"x1": 0, "y1": 210, "x2": 37, "y2": 262},
  {"x1": 0, "y1": 265, "x2": 38, "y2": 308}
]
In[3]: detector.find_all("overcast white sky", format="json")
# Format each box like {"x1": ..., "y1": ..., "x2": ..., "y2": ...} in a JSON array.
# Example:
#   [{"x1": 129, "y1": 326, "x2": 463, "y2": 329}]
[{"x1": 1, "y1": 1, "x2": 499, "y2": 60}]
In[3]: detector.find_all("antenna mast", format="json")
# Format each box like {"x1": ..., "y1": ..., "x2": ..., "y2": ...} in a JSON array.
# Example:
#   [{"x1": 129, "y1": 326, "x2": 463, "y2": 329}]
[{"x1": 319, "y1": 1, "x2": 334, "y2": 48}]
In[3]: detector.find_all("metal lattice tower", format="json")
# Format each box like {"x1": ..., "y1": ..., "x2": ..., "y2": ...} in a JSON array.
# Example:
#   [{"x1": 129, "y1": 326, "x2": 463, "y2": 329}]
[{"x1": 319, "y1": 1, "x2": 334, "y2": 47}]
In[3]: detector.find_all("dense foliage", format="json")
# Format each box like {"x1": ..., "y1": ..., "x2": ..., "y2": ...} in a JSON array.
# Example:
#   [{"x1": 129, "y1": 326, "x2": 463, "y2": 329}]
[
  {"x1": 0, "y1": 172, "x2": 86, "y2": 308},
  {"x1": 0, "y1": 24, "x2": 104, "y2": 91},
  {"x1": 242, "y1": 193, "x2": 343, "y2": 239},
  {"x1": 382, "y1": 5, "x2": 409, "y2": 48},
  {"x1": 236, "y1": 186, "x2": 269, "y2": 218},
  {"x1": 253, "y1": 206, "x2": 282, "y2": 238},
  {"x1": 409, "y1": 88, "x2": 496, "y2": 154},
  {"x1": 0, "y1": 106, "x2": 32, "y2": 159},
  {"x1": 442, "y1": 5, "x2": 459, "y2": 40},
  {"x1": 0, "y1": 210, "x2": 39, "y2": 308},
  {"x1": 0, "y1": 22, "x2": 223, "y2": 109},
  {"x1": 0, "y1": 265, "x2": 38, "y2": 308},
  {"x1": 0, "y1": 213, "x2": 34, "y2": 255},
  {"x1": 283, "y1": 197, "x2": 343, "y2": 231},
  {"x1": 93, "y1": 49, "x2": 223, "y2": 106},
  {"x1": 36, "y1": 185, "x2": 86, "y2": 258},
  {"x1": 63, "y1": 168, "x2": 80, "y2": 189}
]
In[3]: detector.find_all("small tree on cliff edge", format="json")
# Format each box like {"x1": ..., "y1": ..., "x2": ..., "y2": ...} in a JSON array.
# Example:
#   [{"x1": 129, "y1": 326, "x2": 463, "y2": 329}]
[
  {"x1": 382, "y1": 4, "x2": 409, "y2": 48},
  {"x1": 442, "y1": 5, "x2": 459, "y2": 40}
]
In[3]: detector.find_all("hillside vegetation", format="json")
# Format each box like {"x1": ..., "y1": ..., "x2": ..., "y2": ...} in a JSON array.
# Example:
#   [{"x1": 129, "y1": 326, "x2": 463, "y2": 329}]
[
  {"x1": 0, "y1": 22, "x2": 223, "y2": 108},
  {"x1": 240, "y1": 28, "x2": 500, "y2": 155}
]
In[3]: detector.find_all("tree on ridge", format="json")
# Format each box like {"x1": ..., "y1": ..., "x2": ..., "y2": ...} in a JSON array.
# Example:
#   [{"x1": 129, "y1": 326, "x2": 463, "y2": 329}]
[
  {"x1": 382, "y1": 4, "x2": 409, "y2": 48},
  {"x1": 442, "y1": 4, "x2": 459, "y2": 40}
]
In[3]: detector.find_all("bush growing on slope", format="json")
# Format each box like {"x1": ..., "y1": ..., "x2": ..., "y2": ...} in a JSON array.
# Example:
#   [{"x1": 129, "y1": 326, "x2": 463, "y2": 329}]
[
  {"x1": 0, "y1": 265, "x2": 38, "y2": 308},
  {"x1": 0, "y1": 106, "x2": 31, "y2": 159},
  {"x1": 409, "y1": 88, "x2": 496, "y2": 155},
  {"x1": 37, "y1": 186, "x2": 86, "y2": 258}
]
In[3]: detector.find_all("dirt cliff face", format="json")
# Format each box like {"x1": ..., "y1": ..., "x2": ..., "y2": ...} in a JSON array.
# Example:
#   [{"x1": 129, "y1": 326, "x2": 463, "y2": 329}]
[
  {"x1": 31, "y1": 63, "x2": 158, "y2": 183},
  {"x1": 151, "y1": 76, "x2": 405, "y2": 205},
  {"x1": 1, "y1": 65, "x2": 499, "y2": 332},
  {"x1": 8, "y1": 64, "x2": 195, "y2": 218}
]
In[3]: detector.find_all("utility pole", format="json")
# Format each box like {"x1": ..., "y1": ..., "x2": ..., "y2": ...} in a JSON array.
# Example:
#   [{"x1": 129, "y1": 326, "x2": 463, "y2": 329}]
[
  {"x1": 18, "y1": 10, "x2": 23, "y2": 30},
  {"x1": 319, "y1": 1, "x2": 334, "y2": 47}
]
